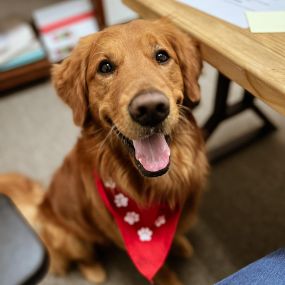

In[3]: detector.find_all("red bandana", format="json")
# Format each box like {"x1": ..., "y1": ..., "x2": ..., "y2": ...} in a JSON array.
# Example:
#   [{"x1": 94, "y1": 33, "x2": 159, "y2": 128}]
[{"x1": 93, "y1": 173, "x2": 182, "y2": 282}]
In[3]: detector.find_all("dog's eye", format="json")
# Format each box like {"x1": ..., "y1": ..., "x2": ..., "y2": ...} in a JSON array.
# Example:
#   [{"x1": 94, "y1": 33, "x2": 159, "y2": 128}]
[
  {"x1": 98, "y1": 60, "x2": 115, "y2": 74},
  {"x1": 155, "y1": 50, "x2": 170, "y2": 64}
]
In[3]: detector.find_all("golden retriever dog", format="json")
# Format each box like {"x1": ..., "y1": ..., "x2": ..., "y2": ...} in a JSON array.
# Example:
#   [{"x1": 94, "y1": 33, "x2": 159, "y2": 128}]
[{"x1": 0, "y1": 19, "x2": 208, "y2": 285}]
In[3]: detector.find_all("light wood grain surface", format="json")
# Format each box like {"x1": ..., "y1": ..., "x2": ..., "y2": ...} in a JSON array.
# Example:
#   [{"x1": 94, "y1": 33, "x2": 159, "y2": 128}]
[{"x1": 123, "y1": 0, "x2": 285, "y2": 115}]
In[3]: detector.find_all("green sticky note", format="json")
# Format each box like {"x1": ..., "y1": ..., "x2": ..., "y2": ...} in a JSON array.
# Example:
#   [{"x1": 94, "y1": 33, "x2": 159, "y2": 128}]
[{"x1": 246, "y1": 11, "x2": 285, "y2": 33}]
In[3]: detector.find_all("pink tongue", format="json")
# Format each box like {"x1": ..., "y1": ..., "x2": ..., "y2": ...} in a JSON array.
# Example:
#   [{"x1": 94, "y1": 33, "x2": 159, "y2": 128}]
[{"x1": 133, "y1": 134, "x2": 170, "y2": 172}]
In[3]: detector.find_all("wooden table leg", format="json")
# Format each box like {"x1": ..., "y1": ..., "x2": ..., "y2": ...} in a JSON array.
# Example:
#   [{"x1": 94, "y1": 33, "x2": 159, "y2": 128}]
[{"x1": 202, "y1": 72, "x2": 277, "y2": 164}]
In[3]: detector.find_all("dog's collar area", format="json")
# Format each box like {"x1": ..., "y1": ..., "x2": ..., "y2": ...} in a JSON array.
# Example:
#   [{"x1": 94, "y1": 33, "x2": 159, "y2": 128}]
[
  {"x1": 93, "y1": 173, "x2": 182, "y2": 282},
  {"x1": 113, "y1": 126, "x2": 171, "y2": 177}
]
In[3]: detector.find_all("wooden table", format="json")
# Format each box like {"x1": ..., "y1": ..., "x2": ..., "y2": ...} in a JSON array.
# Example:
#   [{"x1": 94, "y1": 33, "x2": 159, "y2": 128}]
[{"x1": 123, "y1": 0, "x2": 285, "y2": 116}]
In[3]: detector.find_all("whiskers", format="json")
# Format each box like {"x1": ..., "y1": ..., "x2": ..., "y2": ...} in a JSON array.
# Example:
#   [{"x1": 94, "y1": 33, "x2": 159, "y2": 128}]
[
  {"x1": 98, "y1": 125, "x2": 116, "y2": 153},
  {"x1": 170, "y1": 104, "x2": 196, "y2": 138},
  {"x1": 178, "y1": 103, "x2": 192, "y2": 115},
  {"x1": 91, "y1": 51, "x2": 105, "y2": 57},
  {"x1": 85, "y1": 125, "x2": 117, "y2": 155}
]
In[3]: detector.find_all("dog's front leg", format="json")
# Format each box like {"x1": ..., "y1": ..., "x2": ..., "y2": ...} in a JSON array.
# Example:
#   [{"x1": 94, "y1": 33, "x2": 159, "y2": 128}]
[
  {"x1": 154, "y1": 265, "x2": 183, "y2": 285},
  {"x1": 42, "y1": 222, "x2": 107, "y2": 283},
  {"x1": 79, "y1": 260, "x2": 107, "y2": 284},
  {"x1": 171, "y1": 235, "x2": 194, "y2": 258}
]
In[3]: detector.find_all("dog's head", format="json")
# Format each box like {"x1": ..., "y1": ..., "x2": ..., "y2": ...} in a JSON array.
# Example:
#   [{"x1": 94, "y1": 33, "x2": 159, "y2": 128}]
[{"x1": 52, "y1": 19, "x2": 202, "y2": 178}]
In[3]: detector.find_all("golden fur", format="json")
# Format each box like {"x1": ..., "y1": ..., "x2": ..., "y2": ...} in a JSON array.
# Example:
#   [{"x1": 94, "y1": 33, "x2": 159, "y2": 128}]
[{"x1": 0, "y1": 19, "x2": 208, "y2": 285}]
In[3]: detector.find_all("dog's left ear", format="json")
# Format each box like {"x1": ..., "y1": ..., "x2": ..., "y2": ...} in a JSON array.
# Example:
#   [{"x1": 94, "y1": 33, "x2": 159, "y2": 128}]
[
  {"x1": 52, "y1": 35, "x2": 94, "y2": 126},
  {"x1": 157, "y1": 19, "x2": 202, "y2": 104}
]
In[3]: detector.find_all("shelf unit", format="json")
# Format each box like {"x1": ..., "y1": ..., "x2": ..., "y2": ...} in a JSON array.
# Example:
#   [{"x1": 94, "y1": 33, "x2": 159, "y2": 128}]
[{"x1": 0, "y1": 0, "x2": 105, "y2": 93}]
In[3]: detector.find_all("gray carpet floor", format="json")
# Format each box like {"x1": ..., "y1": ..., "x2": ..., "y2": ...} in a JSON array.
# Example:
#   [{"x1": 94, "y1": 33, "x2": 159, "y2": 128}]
[{"x1": 0, "y1": 63, "x2": 285, "y2": 285}]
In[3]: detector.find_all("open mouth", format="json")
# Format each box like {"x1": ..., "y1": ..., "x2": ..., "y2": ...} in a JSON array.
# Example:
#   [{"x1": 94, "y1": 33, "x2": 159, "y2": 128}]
[{"x1": 115, "y1": 129, "x2": 170, "y2": 177}]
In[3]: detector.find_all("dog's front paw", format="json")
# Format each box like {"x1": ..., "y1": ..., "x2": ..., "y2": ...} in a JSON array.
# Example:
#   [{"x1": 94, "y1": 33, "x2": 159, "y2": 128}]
[
  {"x1": 48, "y1": 251, "x2": 70, "y2": 276},
  {"x1": 79, "y1": 262, "x2": 107, "y2": 284},
  {"x1": 172, "y1": 235, "x2": 194, "y2": 258}
]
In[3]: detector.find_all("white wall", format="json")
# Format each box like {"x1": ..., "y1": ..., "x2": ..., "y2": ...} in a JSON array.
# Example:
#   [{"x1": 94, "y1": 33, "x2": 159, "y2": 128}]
[{"x1": 102, "y1": 0, "x2": 138, "y2": 26}]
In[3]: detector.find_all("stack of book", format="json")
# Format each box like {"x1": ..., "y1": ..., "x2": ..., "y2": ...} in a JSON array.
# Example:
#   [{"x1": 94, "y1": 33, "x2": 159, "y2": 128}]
[
  {"x1": 0, "y1": 20, "x2": 46, "y2": 72},
  {"x1": 0, "y1": 19, "x2": 49, "y2": 92}
]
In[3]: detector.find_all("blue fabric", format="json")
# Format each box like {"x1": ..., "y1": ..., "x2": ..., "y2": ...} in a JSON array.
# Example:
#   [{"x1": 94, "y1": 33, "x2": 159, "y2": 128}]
[{"x1": 215, "y1": 248, "x2": 285, "y2": 285}]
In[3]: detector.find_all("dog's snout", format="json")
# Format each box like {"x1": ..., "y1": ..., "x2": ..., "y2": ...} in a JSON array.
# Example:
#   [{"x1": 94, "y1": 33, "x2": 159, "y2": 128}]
[{"x1": 128, "y1": 92, "x2": 170, "y2": 127}]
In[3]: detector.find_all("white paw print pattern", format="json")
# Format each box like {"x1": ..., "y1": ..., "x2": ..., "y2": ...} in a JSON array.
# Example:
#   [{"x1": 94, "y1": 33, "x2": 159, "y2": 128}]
[
  {"x1": 155, "y1": 215, "x2": 166, "y2": 227},
  {"x1": 114, "y1": 193, "x2": 128, "y2": 208},
  {"x1": 124, "y1": 212, "x2": 140, "y2": 225},
  {"x1": 104, "y1": 179, "x2": 116, "y2": 189},
  {"x1": 138, "y1": 227, "x2": 153, "y2": 242}
]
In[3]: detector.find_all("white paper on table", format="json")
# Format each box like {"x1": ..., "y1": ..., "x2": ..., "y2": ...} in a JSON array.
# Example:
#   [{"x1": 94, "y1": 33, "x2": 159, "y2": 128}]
[{"x1": 177, "y1": 0, "x2": 285, "y2": 28}]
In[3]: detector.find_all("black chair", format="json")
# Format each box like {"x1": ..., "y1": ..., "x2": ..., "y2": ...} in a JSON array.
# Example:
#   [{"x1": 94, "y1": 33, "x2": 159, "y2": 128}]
[{"x1": 0, "y1": 194, "x2": 48, "y2": 285}]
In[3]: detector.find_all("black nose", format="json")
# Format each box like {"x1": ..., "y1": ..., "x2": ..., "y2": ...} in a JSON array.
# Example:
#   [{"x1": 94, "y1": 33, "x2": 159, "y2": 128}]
[{"x1": 128, "y1": 92, "x2": 170, "y2": 127}]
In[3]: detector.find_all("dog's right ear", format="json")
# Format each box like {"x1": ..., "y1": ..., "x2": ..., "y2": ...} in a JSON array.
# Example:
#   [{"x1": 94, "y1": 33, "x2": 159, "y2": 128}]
[{"x1": 52, "y1": 35, "x2": 94, "y2": 126}]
